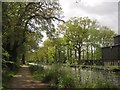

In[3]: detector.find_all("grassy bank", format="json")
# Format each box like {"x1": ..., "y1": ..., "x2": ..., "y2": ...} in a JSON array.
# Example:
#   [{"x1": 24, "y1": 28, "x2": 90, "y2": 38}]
[{"x1": 2, "y1": 64, "x2": 20, "y2": 90}]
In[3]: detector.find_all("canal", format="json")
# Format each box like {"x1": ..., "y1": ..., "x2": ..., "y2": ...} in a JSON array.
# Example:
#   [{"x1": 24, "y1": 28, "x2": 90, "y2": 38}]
[{"x1": 73, "y1": 67, "x2": 120, "y2": 87}]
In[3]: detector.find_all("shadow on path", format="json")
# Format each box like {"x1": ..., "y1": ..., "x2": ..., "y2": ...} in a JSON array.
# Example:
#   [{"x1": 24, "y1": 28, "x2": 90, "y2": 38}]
[{"x1": 7, "y1": 65, "x2": 51, "y2": 90}]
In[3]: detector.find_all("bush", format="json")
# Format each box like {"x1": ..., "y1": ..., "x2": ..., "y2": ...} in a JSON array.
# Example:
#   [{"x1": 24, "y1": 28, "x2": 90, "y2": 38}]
[
  {"x1": 42, "y1": 64, "x2": 61, "y2": 85},
  {"x1": 2, "y1": 68, "x2": 16, "y2": 90},
  {"x1": 2, "y1": 48, "x2": 20, "y2": 90},
  {"x1": 29, "y1": 65, "x2": 45, "y2": 80},
  {"x1": 30, "y1": 64, "x2": 80, "y2": 89},
  {"x1": 58, "y1": 75, "x2": 77, "y2": 88},
  {"x1": 29, "y1": 65, "x2": 44, "y2": 72}
]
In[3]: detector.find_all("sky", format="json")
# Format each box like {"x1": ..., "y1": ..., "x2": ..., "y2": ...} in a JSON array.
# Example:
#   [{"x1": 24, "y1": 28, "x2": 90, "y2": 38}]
[{"x1": 59, "y1": 0, "x2": 120, "y2": 34}]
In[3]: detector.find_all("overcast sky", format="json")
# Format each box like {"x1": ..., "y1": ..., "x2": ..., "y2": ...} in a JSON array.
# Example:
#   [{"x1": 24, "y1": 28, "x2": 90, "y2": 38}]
[{"x1": 59, "y1": 0, "x2": 119, "y2": 34}]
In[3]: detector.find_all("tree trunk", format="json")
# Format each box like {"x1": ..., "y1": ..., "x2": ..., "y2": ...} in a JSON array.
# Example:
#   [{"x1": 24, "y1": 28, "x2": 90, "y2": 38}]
[
  {"x1": 74, "y1": 49, "x2": 77, "y2": 63},
  {"x1": 78, "y1": 47, "x2": 81, "y2": 64},
  {"x1": 83, "y1": 50, "x2": 85, "y2": 60},
  {"x1": 91, "y1": 45, "x2": 93, "y2": 60},
  {"x1": 58, "y1": 50, "x2": 61, "y2": 62},
  {"x1": 70, "y1": 48, "x2": 72, "y2": 64},
  {"x1": 54, "y1": 46, "x2": 57, "y2": 63},
  {"x1": 86, "y1": 44, "x2": 89, "y2": 60},
  {"x1": 22, "y1": 53, "x2": 26, "y2": 64},
  {"x1": 9, "y1": 49, "x2": 17, "y2": 62},
  {"x1": 67, "y1": 47, "x2": 70, "y2": 62},
  {"x1": 9, "y1": 41, "x2": 19, "y2": 62}
]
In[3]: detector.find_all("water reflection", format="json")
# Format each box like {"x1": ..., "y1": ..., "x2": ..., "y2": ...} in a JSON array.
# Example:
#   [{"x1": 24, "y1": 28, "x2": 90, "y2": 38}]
[{"x1": 73, "y1": 67, "x2": 120, "y2": 87}]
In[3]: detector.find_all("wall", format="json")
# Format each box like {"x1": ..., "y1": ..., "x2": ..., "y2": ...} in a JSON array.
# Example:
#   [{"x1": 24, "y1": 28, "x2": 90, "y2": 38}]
[
  {"x1": 114, "y1": 35, "x2": 120, "y2": 45},
  {"x1": 102, "y1": 45, "x2": 120, "y2": 60}
]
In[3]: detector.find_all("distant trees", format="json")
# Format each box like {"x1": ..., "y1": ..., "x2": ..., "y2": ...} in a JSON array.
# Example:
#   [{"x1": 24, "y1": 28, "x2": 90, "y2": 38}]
[
  {"x1": 99, "y1": 26, "x2": 115, "y2": 47},
  {"x1": 62, "y1": 17, "x2": 97, "y2": 64},
  {"x1": 27, "y1": 17, "x2": 116, "y2": 65}
]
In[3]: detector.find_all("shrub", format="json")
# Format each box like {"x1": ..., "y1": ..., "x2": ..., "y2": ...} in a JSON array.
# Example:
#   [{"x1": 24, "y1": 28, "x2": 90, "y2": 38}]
[
  {"x1": 29, "y1": 65, "x2": 45, "y2": 81},
  {"x1": 58, "y1": 75, "x2": 77, "y2": 88},
  {"x1": 42, "y1": 64, "x2": 61, "y2": 85},
  {"x1": 30, "y1": 64, "x2": 80, "y2": 88},
  {"x1": 2, "y1": 48, "x2": 20, "y2": 90},
  {"x1": 2, "y1": 68, "x2": 16, "y2": 90},
  {"x1": 29, "y1": 65, "x2": 44, "y2": 72}
]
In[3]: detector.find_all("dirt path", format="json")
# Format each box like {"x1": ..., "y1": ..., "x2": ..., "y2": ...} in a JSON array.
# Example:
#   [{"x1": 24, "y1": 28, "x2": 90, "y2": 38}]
[{"x1": 7, "y1": 65, "x2": 51, "y2": 90}]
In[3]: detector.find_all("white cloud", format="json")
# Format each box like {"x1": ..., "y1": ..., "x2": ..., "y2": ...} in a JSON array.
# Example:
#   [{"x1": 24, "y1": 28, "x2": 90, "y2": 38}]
[{"x1": 59, "y1": 0, "x2": 119, "y2": 34}]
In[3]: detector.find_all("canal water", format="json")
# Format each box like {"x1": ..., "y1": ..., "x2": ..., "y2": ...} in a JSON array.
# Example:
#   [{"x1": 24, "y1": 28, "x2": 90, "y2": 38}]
[
  {"x1": 73, "y1": 67, "x2": 120, "y2": 87},
  {"x1": 41, "y1": 64, "x2": 120, "y2": 88}
]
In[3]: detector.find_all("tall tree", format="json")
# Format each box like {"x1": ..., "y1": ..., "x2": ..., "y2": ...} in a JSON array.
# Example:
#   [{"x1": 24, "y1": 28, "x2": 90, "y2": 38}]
[
  {"x1": 99, "y1": 26, "x2": 116, "y2": 47},
  {"x1": 2, "y1": 1, "x2": 63, "y2": 65},
  {"x1": 61, "y1": 17, "x2": 97, "y2": 64}
]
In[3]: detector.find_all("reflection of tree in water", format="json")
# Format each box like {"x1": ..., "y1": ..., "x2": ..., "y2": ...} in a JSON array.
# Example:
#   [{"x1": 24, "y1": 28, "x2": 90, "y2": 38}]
[{"x1": 77, "y1": 69, "x2": 120, "y2": 86}]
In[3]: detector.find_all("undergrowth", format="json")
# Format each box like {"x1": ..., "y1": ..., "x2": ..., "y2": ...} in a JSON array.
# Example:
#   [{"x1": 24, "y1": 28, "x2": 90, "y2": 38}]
[{"x1": 29, "y1": 64, "x2": 120, "y2": 89}]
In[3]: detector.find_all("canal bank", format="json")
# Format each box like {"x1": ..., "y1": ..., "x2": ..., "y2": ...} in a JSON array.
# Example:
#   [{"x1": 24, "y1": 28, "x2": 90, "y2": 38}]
[{"x1": 69, "y1": 64, "x2": 120, "y2": 72}]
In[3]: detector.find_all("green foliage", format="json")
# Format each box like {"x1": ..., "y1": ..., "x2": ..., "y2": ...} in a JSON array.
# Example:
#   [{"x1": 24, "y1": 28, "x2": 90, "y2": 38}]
[
  {"x1": 57, "y1": 69, "x2": 79, "y2": 88},
  {"x1": 2, "y1": 48, "x2": 9, "y2": 68},
  {"x1": 26, "y1": 16, "x2": 116, "y2": 65},
  {"x1": 86, "y1": 75, "x2": 119, "y2": 88},
  {"x1": 2, "y1": 68, "x2": 18, "y2": 90},
  {"x1": 2, "y1": 1, "x2": 63, "y2": 65},
  {"x1": 30, "y1": 64, "x2": 79, "y2": 88},
  {"x1": 104, "y1": 66, "x2": 120, "y2": 69},
  {"x1": 2, "y1": 47, "x2": 20, "y2": 70},
  {"x1": 32, "y1": 17, "x2": 115, "y2": 65},
  {"x1": 30, "y1": 64, "x2": 120, "y2": 89},
  {"x1": 2, "y1": 48, "x2": 20, "y2": 89},
  {"x1": 99, "y1": 26, "x2": 116, "y2": 47},
  {"x1": 29, "y1": 64, "x2": 48, "y2": 73}
]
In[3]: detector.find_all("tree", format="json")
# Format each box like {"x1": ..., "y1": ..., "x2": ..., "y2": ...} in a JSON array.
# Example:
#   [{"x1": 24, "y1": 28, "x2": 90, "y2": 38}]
[
  {"x1": 2, "y1": 1, "x2": 64, "y2": 65},
  {"x1": 57, "y1": 17, "x2": 116, "y2": 64},
  {"x1": 86, "y1": 29, "x2": 101, "y2": 60},
  {"x1": 61, "y1": 17, "x2": 97, "y2": 64},
  {"x1": 26, "y1": 17, "x2": 116, "y2": 65},
  {"x1": 99, "y1": 26, "x2": 116, "y2": 47}
]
